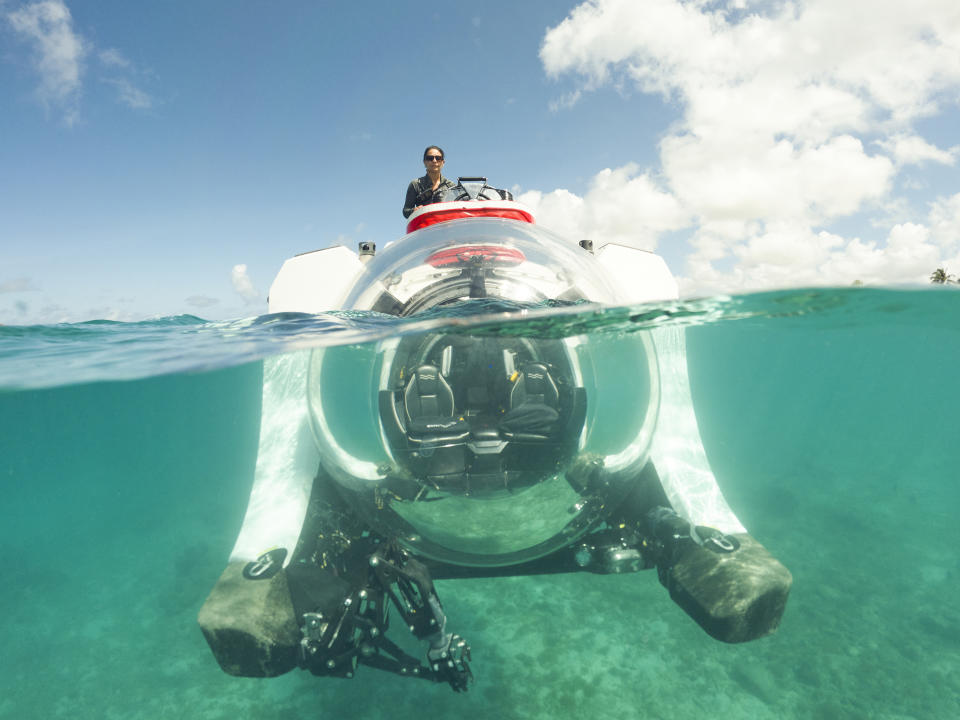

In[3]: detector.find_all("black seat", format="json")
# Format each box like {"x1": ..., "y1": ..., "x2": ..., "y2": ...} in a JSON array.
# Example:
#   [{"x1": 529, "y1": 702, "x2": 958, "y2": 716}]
[
  {"x1": 403, "y1": 364, "x2": 469, "y2": 441},
  {"x1": 509, "y1": 363, "x2": 558, "y2": 409},
  {"x1": 500, "y1": 362, "x2": 560, "y2": 440}
]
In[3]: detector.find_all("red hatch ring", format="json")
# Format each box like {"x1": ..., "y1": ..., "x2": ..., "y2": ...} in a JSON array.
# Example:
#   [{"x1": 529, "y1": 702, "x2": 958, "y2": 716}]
[
  {"x1": 407, "y1": 206, "x2": 534, "y2": 233},
  {"x1": 427, "y1": 245, "x2": 526, "y2": 267}
]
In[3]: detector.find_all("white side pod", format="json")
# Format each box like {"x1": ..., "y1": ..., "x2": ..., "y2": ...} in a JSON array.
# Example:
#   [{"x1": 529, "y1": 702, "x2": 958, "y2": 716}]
[
  {"x1": 594, "y1": 243, "x2": 678, "y2": 304},
  {"x1": 268, "y1": 246, "x2": 366, "y2": 314},
  {"x1": 229, "y1": 351, "x2": 320, "y2": 563},
  {"x1": 595, "y1": 242, "x2": 744, "y2": 534},
  {"x1": 649, "y1": 325, "x2": 744, "y2": 534}
]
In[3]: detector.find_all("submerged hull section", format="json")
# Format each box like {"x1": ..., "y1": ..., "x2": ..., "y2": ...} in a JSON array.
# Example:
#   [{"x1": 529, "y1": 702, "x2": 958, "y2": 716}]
[{"x1": 200, "y1": 193, "x2": 791, "y2": 687}]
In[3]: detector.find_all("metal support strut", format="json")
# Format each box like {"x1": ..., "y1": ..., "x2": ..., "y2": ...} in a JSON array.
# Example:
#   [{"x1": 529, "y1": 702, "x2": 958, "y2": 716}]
[{"x1": 296, "y1": 539, "x2": 472, "y2": 692}]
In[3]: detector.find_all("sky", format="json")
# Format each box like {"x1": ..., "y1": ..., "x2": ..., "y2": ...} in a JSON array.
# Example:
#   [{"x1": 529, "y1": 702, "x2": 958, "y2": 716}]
[{"x1": 1, "y1": 0, "x2": 959, "y2": 325}]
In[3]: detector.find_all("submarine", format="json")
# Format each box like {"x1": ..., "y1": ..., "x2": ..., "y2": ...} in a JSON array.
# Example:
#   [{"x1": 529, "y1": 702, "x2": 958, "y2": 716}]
[{"x1": 198, "y1": 177, "x2": 792, "y2": 691}]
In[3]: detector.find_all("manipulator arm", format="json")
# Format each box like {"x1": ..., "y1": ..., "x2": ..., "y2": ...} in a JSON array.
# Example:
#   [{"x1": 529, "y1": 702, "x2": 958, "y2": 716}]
[{"x1": 370, "y1": 546, "x2": 473, "y2": 691}]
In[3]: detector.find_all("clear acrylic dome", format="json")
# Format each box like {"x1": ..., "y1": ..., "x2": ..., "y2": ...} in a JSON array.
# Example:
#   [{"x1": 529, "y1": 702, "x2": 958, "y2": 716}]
[
  {"x1": 306, "y1": 212, "x2": 659, "y2": 566},
  {"x1": 306, "y1": 328, "x2": 658, "y2": 567}
]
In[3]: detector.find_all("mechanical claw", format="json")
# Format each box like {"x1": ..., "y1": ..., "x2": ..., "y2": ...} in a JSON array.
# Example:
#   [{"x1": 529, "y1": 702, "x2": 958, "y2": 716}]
[{"x1": 427, "y1": 632, "x2": 472, "y2": 692}]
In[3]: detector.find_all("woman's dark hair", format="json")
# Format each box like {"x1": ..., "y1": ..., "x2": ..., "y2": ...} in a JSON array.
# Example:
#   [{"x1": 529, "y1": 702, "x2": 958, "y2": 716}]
[{"x1": 423, "y1": 145, "x2": 445, "y2": 160}]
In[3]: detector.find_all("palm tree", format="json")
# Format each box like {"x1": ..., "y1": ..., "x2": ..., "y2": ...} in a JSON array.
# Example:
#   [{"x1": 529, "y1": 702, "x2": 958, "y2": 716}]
[{"x1": 930, "y1": 267, "x2": 955, "y2": 284}]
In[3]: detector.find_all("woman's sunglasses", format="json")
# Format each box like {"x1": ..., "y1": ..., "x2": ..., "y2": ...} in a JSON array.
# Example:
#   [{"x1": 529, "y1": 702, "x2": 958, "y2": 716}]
[{"x1": 425, "y1": 155, "x2": 443, "y2": 162}]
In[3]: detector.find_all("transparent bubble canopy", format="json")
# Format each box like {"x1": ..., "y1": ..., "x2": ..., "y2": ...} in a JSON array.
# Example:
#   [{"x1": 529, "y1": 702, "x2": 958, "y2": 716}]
[
  {"x1": 307, "y1": 329, "x2": 658, "y2": 566},
  {"x1": 306, "y1": 213, "x2": 660, "y2": 566}
]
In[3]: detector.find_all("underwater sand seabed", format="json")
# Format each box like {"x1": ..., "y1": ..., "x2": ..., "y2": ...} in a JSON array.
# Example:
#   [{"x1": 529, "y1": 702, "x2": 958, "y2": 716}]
[{"x1": 1, "y1": 287, "x2": 958, "y2": 719}]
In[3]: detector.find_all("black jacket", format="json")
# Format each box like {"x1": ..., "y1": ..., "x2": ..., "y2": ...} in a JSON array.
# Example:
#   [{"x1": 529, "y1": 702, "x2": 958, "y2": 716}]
[{"x1": 403, "y1": 174, "x2": 455, "y2": 218}]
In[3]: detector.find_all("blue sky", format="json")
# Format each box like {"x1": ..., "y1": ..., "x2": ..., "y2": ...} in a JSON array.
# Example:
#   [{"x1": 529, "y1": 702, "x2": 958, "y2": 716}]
[{"x1": 2, "y1": 0, "x2": 959, "y2": 324}]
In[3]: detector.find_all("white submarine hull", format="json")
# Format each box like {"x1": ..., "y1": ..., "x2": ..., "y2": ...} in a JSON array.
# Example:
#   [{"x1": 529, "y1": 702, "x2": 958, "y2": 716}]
[{"x1": 200, "y1": 192, "x2": 791, "y2": 681}]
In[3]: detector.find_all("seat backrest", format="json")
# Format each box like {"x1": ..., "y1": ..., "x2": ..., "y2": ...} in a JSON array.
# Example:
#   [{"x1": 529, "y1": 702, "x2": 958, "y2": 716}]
[
  {"x1": 404, "y1": 364, "x2": 455, "y2": 421},
  {"x1": 509, "y1": 362, "x2": 559, "y2": 409}
]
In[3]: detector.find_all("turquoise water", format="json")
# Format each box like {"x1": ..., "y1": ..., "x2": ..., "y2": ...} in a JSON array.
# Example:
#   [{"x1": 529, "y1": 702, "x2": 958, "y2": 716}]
[{"x1": 1, "y1": 287, "x2": 958, "y2": 719}]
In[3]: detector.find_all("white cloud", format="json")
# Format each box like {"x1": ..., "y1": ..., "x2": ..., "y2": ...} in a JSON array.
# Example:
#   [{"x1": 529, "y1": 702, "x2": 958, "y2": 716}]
[
  {"x1": 103, "y1": 77, "x2": 152, "y2": 109},
  {"x1": 186, "y1": 295, "x2": 219, "y2": 309},
  {"x1": 538, "y1": 0, "x2": 960, "y2": 293},
  {"x1": 680, "y1": 219, "x2": 943, "y2": 295},
  {"x1": 543, "y1": 0, "x2": 960, "y2": 126},
  {"x1": 97, "y1": 44, "x2": 153, "y2": 110},
  {"x1": 661, "y1": 133, "x2": 893, "y2": 224},
  {"x1": 0, "y1": 276, "x2": 40, "y2": 293},
  {"x1": 98, "y1": 47, "x2": 130, "y2": 68},
  {"x1": 518, "y1": 164, "x2": 690, "y2": 250},
  {"x1": 6, "y1": 0, "x2": 86, "y2": 125},
  {"x1": 820, "y1": 223, "x2": 941, "y2": 286},
  {"x1": 5, "y1": 1, "x2": 154, "y2": 121},
  {"x1": 517, "y1": 188, "x2": 585, "y2": 238},
  {"x1": 548, "y1": 89, "x2": 582, "y2": 112},
  {"x1": 877, "y1": 134, "x2": 958, "y2": 167},
  {"x1": 928, "y1": 192, "x2": 960, "y2": 253},
  {"x1": 231, "y1": 264, "x2": 260, "y2": 305}
]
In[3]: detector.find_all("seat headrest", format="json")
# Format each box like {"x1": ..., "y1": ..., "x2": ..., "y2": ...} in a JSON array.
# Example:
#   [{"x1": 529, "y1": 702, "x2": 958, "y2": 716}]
[
  {"x1": 415, "y1": 365, "x2": 439, "y2": 392},
  {"x1": 523, "y1": 363, "x2": 550, "y2": 393}
]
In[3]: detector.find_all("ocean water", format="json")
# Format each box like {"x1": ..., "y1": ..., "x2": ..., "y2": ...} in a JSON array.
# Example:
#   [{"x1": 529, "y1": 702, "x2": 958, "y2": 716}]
[{"x1": 1, "y1": 287, "x2": 958, "y2": 720}]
